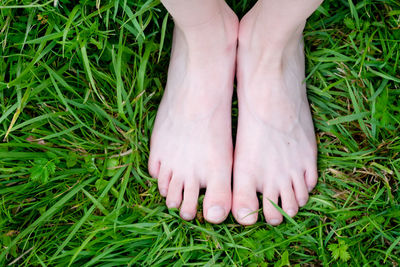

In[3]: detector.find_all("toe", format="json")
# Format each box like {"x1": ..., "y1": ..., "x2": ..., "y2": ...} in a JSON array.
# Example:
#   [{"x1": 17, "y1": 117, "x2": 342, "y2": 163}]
[
  {"x1": 262, "y1": 186, "x2": 282, "y2": 226},
  {"x1": 203, "y1": 176, "x2": 231, "y2": 224},
  {"x1": 166, "y1": 175, "x2": 183, "y2": 209},
  {"x1": 148, "y1": 153, "x2": 160, "y2": 178},
  {"x1": 158, "y1": 165, "x2": 172, "y2": 197},
  {"x1": 292, "y1": 172, "x2": 309, "y2": 207},
  {"x1": 232, "y1": 178, "x2": 258, "y2": 225},
  {"x1": 180, "y1": 179, "x2": 200, "y2": 221},
  {"x1": 305, "y1": 164, "x2": 318, "y2": 192},
  {"x1": 280, "y1": 182, "x2": 299, "y2": 218}
]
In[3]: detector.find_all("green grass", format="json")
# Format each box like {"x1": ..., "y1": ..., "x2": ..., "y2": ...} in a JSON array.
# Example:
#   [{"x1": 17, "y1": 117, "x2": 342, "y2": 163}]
[{"x1": 1, "y1": 0, "x2": 400, "y2": 265}]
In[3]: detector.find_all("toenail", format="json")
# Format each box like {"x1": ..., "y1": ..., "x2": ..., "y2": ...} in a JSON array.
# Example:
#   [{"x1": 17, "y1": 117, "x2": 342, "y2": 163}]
[
  {"x1": 160, "y1": 189, "x2": 167, "y2": 196},
  {"x1": 287, "y1": 209, "x2": 297, "y2": 217},
  {"x1": 181, "y1": 212, "x2": 193, "y2": 221},
  {"x1": 269, "y1": 219, "x2": 281, "y2": 225},
  {"x1": 206, "y1": 206, "x2": 225, "y2": 222},
  {"x1": 238, "y1": 208, "x2": 254, "y2": 223},
  {"x1": 168, "y1": 202, "x2": 177, "y2": 208},
  {"x1": 307, "y1": 186, "x2": 313, "y2": 192},
  {"x1": 298, "y1": 198, "x2": 307, "y2": 207}
]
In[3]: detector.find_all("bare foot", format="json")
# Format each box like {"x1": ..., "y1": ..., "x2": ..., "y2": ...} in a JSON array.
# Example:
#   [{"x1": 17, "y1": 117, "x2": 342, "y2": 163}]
[
  {"x1": 232, "y1": 3, "x2": 318, "y2": 226},
  {"x1": 148, "y1": 2, "x2": 238, "y2": 224}
]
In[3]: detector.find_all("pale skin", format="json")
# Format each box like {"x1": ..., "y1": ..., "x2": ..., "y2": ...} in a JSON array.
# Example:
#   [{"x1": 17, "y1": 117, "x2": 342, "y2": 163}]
[{"x1": 148, "y1": 0, "x2": 323, "y2": 225}]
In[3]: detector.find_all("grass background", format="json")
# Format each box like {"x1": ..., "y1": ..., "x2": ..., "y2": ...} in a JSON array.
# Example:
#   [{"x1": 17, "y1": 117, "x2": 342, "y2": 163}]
[{"x1": 1, "y1": 0, "x2": 400, "y2": 265}]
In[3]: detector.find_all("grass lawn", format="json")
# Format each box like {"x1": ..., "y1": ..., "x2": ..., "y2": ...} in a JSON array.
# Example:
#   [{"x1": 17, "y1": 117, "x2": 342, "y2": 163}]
[{"x1": 1, "y1": 0, "x2": 400, "y2": 265}]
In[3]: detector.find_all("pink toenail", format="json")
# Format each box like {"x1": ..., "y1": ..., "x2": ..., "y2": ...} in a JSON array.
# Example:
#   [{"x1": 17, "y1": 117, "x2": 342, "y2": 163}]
[
  {"x1": 181, "y1": 212, "x2": 192, "y2": 221},
  {"x1": 207, "y1": 206, "x2": 225, "y2": 222},
  {"x1": 238, "y1": 208, "x2": 255, "y2": 224},
  {"x1": 287, "y1": 209, "x2": 296, "y2": 217},
  {"x1": 160, "y1": 189, "x2": 167, "y2": 196},
  {"x1": 269, "y1": 219, "x2": 281, "y2": 225},
  {"x1": 298, "y1": 199, "x2": 307, "y2": 207},
  {"x1": 168, "y1": 202, "x2": 177, "y2": 208}
]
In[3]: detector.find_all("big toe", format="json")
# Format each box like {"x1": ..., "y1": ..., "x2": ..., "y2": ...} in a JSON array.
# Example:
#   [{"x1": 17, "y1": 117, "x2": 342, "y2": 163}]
[
  {"x1": 203, "y1": 176, "x2": 231, "y2": 224},
  {"x1": 232, "y1": 177, "x2": 258, "y2": 225}
]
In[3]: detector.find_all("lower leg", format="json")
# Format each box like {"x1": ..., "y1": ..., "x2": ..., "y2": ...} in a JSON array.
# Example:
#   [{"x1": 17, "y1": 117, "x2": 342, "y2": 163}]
[
  {"x1": 240, "y1": 0, "x2": 323, "y2": 54},
  {"x1": 161, "y1": 0, "x2": 228, "y2": 28},
  {"x1": 233, "y1": 0, "x2": 322, "y2": 226}
]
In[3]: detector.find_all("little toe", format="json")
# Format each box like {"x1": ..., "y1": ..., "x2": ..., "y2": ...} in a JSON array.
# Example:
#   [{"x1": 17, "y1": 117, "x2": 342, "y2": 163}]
[
  {"x1": 280, "y1": 182, "x2": 299, "y2": 218},
  {"x1": 203, "y1": 177, "x2": 231, "y2": 224},
  {"x1": 292, "y1": 172, "x2": 309, "y2": 207},
  {"x1": 166, "y1": 176, "x2": 183, "y2": 209},
  {"x1": 262, "y1": 187, "x2": 282, "y2": 226},
  {"x1": 305, "y1": 164, "x2": 318, "y2": 192},
  {"x1": 232, "y1": 180, "x2": 258, "y2": 225},
  {"x1": 180, "y1": 179, "x2": 200, "y2": 221},
  {"x1": 158, "y1": 166, "x2": 172, "y2": 197},
  {"x1": 148, "y1": 154, "x2": 160, "y2": 178}
]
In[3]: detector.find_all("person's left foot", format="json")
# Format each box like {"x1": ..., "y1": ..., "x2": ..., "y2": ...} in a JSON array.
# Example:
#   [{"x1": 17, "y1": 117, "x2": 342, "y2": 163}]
[{"x1": 232, "y1": 5, "x2": 318, "y2": 226}]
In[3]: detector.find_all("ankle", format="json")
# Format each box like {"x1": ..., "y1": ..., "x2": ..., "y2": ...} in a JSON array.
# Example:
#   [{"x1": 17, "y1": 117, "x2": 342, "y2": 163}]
[
  {"x1": 238, "y1": 2, "x2": 305, "y2": 55},
  {"x1": 172, "y1": 1, "x2": 238, "y2": 30},
  {"x1": 167, "y1": 0, "x2": 227, "y2": 28},
  {"x1": 175, "y1": 2, "x2": 239, "y2": 50}
]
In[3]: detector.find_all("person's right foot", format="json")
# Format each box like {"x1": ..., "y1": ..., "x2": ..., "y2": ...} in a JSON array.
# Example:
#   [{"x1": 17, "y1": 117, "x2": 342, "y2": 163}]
[
  {"x1": 232, "y1": 2, "x2": 318, "y2": 226},
  {"x1": 148, "y1": 1, "x2": 238, "y2": 224}
]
